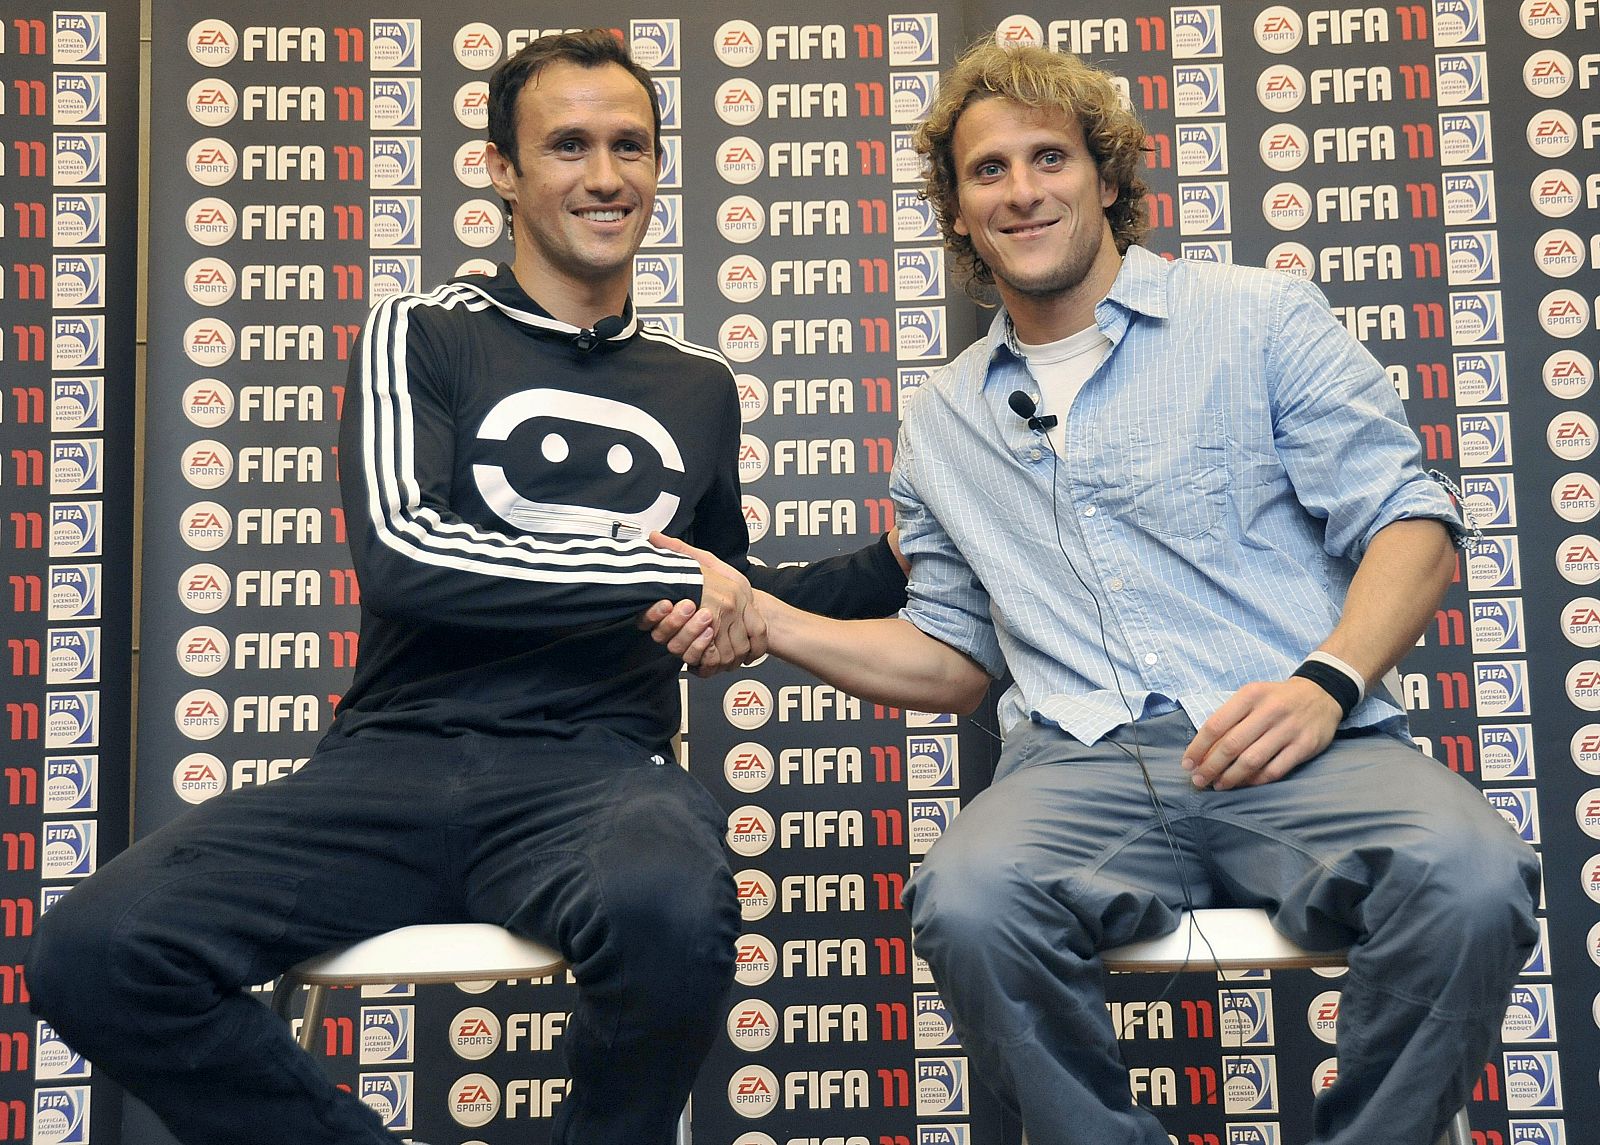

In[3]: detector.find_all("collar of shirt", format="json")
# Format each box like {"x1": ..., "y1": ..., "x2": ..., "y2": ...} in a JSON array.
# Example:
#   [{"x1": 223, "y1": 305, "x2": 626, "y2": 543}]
[{"x1": 982, "y1": 245, "x2": 1174, "y2": 378}]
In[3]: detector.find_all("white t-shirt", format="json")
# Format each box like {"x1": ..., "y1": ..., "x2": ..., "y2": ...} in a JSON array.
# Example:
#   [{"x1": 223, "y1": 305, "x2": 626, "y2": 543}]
[{"x1": 1016, "y1": 324, "x2": 1112, "y2": 454}]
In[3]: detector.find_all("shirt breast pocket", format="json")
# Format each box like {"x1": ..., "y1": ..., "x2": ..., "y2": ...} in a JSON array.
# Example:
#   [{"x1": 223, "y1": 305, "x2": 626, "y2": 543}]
[{"x1": 1125, "y1": 408, "x2": 1230, "y2": 541}]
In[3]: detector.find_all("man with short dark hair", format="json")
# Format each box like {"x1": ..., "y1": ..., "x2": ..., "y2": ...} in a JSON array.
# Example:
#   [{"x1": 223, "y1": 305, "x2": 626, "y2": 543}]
[
  {"x1": 663, "y1": 37, "x2": 1540, "y2": 1145},
  {"x1": 29, "y1": 31, "x2": 903, "y2": 1145}
]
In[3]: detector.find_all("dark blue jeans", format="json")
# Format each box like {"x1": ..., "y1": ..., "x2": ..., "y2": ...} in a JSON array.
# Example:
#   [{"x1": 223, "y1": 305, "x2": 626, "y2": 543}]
[{"x1": 28, "y1": 727, "x2": 738, "y2": 1145}]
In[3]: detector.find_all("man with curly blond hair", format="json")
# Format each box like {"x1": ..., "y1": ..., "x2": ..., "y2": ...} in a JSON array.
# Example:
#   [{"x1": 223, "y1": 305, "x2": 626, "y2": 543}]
[{"x1": 686, "y1": 35, "x2": 1541, "y2": 1145}]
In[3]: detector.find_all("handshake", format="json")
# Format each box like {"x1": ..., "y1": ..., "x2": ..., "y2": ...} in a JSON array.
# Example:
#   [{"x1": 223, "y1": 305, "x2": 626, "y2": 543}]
[{"x1": 637, "y1": 532, "x2": 773, "y2": 676}]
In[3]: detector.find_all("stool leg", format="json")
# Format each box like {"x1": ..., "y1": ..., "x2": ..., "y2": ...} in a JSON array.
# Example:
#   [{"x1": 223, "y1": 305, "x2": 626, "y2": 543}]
[
  {"x1": 297, "y1": 984, "x2": 327, "y2": 1052},
  {"x1": 675, "y1": 1094, "x2": 690, "y2": 1145},
  {"x1": 1440, "y1": 1107, "x2": 1470, "y2": 1145},
  {"x1": 268, "y1": 976, "x2": 299, "y2": 1024}
]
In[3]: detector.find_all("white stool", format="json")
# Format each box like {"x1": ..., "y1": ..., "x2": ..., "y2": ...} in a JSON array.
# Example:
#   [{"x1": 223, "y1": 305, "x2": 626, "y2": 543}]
[
  {"x1": 271, "y1": 923, "x2": 689, "y2": 1144},
  {"x1": 1100, "y1": 908, "x2": 1469, "y2": 1145}
]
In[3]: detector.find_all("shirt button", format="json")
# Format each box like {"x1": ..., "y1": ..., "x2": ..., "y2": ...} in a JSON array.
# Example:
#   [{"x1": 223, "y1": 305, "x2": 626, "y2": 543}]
[
  {"x1": 1029, "y1": 448, "x2": 1042, "y2": 461},
  {"x1": 1083, "y1": 506, "x2": 1097, "y2": 518},
  {"x1": 1143, "y1": 652, "x2": 1159, "y2": 666},
  {"x1": 1107, "y1": 576, "x2": 1124, "y2": 591}
]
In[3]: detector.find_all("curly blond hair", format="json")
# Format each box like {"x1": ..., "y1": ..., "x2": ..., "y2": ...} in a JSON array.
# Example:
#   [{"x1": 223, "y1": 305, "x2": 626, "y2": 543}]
[{"x1": 915, "y1": 37, "x2": 1150, "y2": 290}]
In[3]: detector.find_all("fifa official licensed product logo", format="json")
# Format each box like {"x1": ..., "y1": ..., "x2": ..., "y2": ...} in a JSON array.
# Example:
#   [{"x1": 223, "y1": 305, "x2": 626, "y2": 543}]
[
  {"x1": 1503, "y1": 1051, "x2": 1563, "y2": 1110},
  {"x1": 1171, "y1": 7, "x2": 1222, "y2": 57}
]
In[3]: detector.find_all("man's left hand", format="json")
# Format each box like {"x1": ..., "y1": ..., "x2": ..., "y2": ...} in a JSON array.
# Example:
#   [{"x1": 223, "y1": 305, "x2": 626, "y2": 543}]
[{"x1": 1182, "y1": 678, "x2": 1342, "y2": 790}]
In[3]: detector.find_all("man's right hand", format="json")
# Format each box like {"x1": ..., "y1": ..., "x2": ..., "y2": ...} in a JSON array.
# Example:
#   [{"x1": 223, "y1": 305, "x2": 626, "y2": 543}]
[{"x1": 645, "y1": 533, "x2": 768, "y2": 674}]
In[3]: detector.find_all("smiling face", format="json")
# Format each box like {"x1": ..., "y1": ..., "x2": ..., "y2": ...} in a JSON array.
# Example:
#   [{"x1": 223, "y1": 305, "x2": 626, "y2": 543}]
[
  {"x1": 485, "y1": 60, "x2": 657, "y2": 326},
  {"x1": 950, "y1": 96, "x2": 1123, "y2": 340}
]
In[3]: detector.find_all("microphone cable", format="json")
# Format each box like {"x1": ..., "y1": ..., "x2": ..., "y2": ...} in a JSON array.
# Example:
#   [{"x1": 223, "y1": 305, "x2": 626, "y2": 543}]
[{"x1": 1005, "y1": 387, "x2": 1239, "y2": 1105}]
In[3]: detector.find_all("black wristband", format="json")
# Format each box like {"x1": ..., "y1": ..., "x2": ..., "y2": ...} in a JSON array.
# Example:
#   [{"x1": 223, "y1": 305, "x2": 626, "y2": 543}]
[{"x1": 1292, "y1": 660, "x2": 1360, "y2": 719}]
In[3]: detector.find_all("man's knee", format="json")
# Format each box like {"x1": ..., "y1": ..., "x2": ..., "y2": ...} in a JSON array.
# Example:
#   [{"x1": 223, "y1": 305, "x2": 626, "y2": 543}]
[
  {"x1": 27, "y1": 883, "x2": 125, "y2": 1042},
  {"x1": 1384, "y1": 815, "x2": 1539, "y2": 955},
  {"x1": 602, "y1": 855, "x2": 738, "y2": 1005},
  {"x1": 907, "y1": 835, "x2": 1045, "y2": 955}
]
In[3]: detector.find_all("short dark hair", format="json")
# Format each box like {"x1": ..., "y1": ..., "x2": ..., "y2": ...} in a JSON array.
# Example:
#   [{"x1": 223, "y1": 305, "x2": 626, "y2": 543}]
[{"x1": 486, "y1": 30, "x2": 661, "y2": 223}]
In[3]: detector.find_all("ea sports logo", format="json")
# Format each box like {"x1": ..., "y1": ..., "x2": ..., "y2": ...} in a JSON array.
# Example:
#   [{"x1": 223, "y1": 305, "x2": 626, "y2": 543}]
[
  {"x1": 719, "y1": 314, "x2": 768, "y2": 363},
  {"x1": 454, "y1": 141, "x2": 490, "y2": 188},
  {"x1": 727, "y1": 804, "x2": 775, "y2": 857},
  {"x1": 1544, "y1": 349, "x2": 1593, "y2": 400},
  {"x1": 177, "y1": 625, "x2": 229, "y2": 677},
  {"x1": 185, "y1": 258, "x2": 236, "y2": 307},
  {"x1": 188, "y1": 19, "x2": 238, "y2": 66},
  {"x1": 732, "y1": 934, "x2": 778, "y2": 986},
  {"x1": 1569, "y1": 660, "x2": 1600, "y2": 711},
  {"x1": 181, "y1": 439, "x2": 234, "y2": 489},
  {"x1": 1530, "y1": 169, "x2": 1579, "y2": 217},
  {"x1": 181, "y1": 320, "x2": 235, "y2": 377},
  {"x1": 1548, "y1": 411, "x2": 1597, "y2": 461},
  {"x1": 1258, "y1": 123, "x2": 1308, "y2": 172},
  {"x1": 715, "y1": 20, "x2": 762, "y2": 67},
  {"x1": 726, "y1": 998, "x2": 779, "y2": 1052},
  {"x1": 737, "y1": 434, "x2": 770, "y2": 483},
  {"x1": 454, "y1": 82, "x2": 489, "y2": 130},
  {"x1": 718, "y1": 137, "x2": 764, "y2": 185},
  {"x1": 180, "y1": 505, "x2": 232, "y2": 554},
  {"x1": 186, "y1": 198, "x2": 237, "y2": 246},
  {"x1": 1575, "y1": 724, "x2": 1600, "y2": 776},
  {"x1": 186, "y1": 137, "x2": 237, "y2": 186},
  {"x1": 1538, "y1": 290, "x2": 1589, "y2": 340},
  {"x1": 183, "y1": 319, "x2": 235, "y2": 368},
  {"x1": 182, "y1": 377, "x2": 233, "y2": 428},
  {"x1": 449, "y1": 1008, "x2": 502, "y2": 1060},
  {"x1": 718, "y1": 196, "x2": 766, "y2": 244},
  {"x1": 719, "y1": 254, "x2": 766, "y2": 303},
  {"x1": 1535, "y1": 228, "x2": 1584, "y2": 278},
  {"x1": 454, "y1": 199, "x2": 504, "y2": 247},
  {"x1": 1254, "y1": 6, "x2": 1303, "y2": 52},
  {"x1": 187, "y1": 78, "x2": 237, "y2": 126},
  {"x1": 734, "y1": 868, "x2": 776, "y2": 921},
  {"x1": 448, "y1": 1073, "x2": 500, "y2": 1127},
  {"x1": 724, "y1": 679, "x2": 773, "y2": 729},
  {"x1": 1261, "y1": 183, "x2": 1310, "y2": 230},
  {"x1": 178, "y1": 561, "x2": 231, "y2": 612},
  {"x1": 1559, "y1": 534, "x2": 1600, "y2": 585},
  {"x1": 727, "y1": 1064, "x2": 780, "y2": 1117},
  {"x1": 725, "y1": 741, "x2": 775, "y2": 793},
  {"x1": 1523, "y1": 50, "x2": 1573, "y2": 97},
  {"x1": 741, "y1": 494, "x2": 770, "y2": 543},
  {"x1": 175, "y1": 688, "x2": 227, "y2": 740},
  {"x1": 1527, "y1": 110, "x2": 1577, "y2": 158},
  {"x1": 1520, "y1": 0, "x2": 1570, "y2": 37},
  {"x1": 453, "y1": 23, "x2": 502, "y2": 70},
  {"x1": 173, "y1": 752, "x2": 226, "y2": 804},
  {"x1": 1256, "y1": 64, "x2": 1305, "y2": 113},
  {"x1": 1306, "y1": 991, "x2": 1339, "y2": 1044},
  {"x1": 994, "y1": 15, "x2": 1043, "y2": 46},
  {"x1": 1265, "y1": 242, "x2": 1314, "y2": 281},
  {"x1": 715, "y1": 79, "x2": 762, "y2": 126},
  {"x1": 1554, "y1": 481, "x2": 1600, "y2": 526}
]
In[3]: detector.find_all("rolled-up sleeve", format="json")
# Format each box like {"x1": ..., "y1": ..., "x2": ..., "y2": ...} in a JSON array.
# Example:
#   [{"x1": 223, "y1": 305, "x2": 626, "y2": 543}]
[
  {"x1": 1267, "y1": 276, "x2": 1465, "y2": 560},
  {"x1": 891, "y1": 420, "x2": 1006, "y2": 679}
]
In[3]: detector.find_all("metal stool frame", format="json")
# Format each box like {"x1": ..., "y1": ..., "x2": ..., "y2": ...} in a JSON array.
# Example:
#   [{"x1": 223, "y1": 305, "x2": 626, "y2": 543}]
[{"x1": 272, "y1": 922, "x2": 690, "y2": 1144}]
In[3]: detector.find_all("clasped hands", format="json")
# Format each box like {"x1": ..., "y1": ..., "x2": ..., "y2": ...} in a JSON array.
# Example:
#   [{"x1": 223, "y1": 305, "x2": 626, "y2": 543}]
[{"x1": 638, "y1": 533, "x2": 767, "y2": 676}]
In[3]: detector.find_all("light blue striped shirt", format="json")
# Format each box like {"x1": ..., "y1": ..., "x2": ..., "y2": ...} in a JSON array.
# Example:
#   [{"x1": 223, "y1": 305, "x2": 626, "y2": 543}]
[{"x1": 893, "y1": 246, "x2": 1461, "y2": 744}]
